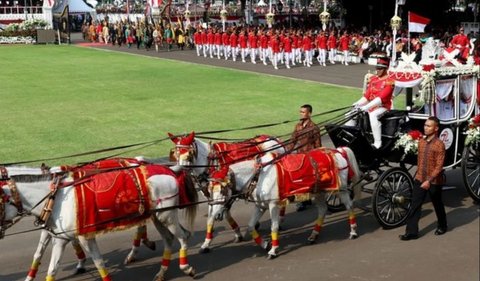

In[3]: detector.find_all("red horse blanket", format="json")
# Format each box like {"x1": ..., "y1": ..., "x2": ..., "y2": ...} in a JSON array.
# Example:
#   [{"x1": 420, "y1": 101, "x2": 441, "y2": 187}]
[
  {"x1": 276, "y1": 148, "x2": 340, "y2": 200},
  {"x1": 71, "y1": 158, "x2": 189, "y2": 236},
  {"x1": 212, "y1": 135, "x2": 275, "y2": 167}
]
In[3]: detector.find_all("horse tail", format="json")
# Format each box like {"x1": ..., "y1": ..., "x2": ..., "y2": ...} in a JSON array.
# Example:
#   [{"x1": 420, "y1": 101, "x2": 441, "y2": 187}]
[
  {"x1": 338, "y1": 146, "x2": 362, "y2": 184},
  {"x1": 183, "y1": 173, "x2": 198, "y2": 230}
]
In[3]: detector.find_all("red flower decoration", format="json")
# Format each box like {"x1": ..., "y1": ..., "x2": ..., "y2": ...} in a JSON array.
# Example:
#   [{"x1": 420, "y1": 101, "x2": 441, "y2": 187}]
[
  {"x1": 473, "y1": 114, "x2": 480, "y2": 125},
  {"x1": 408, "y1": 130, "x2": 423, "y2": 140},
  {"x1": 422, "y1": 64, "x2": 435, "y2": 71}
]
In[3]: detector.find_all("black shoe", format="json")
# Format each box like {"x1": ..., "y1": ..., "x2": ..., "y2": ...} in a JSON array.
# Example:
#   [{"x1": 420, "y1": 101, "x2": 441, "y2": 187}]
[
  {"x1": 434, "y1": 227, "x2": 447, "y2": 236},
  {"x1": 399, "y1": 233, "x2": 419, "y2": 241}
]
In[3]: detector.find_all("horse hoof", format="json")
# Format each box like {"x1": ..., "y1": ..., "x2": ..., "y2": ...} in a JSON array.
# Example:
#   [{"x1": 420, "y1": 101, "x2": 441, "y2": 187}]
[
  {"x1": 233, "y1": 236, "x2": 243, "y2": 243},
  {"x1": 199, "y1": 247, "x2": 210, "y2": 254},
  {"x1": 188, "y1": 268, "x2": 196, "y2": 278},
  {"x1": 307, "y1": 238, "x2": 316, "y2": 245},
  {"x1": 267, "y1": 254, "x2": 277, "y2": 260},
  {"x1": 254, "y1": 222, "x2": 260, "y2": 230},
  {"x1": 349, "y1": 234, "x2": 359, "y2": 240},
  {"x1": 124, "y1": 256, "x2": 136, "y2": 265},
  {"x1": 75, "y1": 267, "x2": 86, "y2": 275},
  {"x1": 143, "y1": 240, "x2": 156, "y2": 251},
  {"x1": 263, "y1": 241, "x2": 271, "y2": 252}
]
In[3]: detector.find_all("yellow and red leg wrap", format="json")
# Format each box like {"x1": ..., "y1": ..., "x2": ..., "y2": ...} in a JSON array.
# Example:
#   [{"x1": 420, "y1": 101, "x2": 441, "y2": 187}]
[
  {"x1": 206, "y1": 224, "x2": 213, "y2": 240},
  {"x1": 227, "y1": 217, "x2": 239, "y2": 230},
  {"x1": 98, "y1": 268, "x2": 111, "y2": 281},
  {"x1": 314, "y1": 218, "x2": 324, "y2": 233},
  {"x1": 271, "y1": 231, "x2": 279, "y2": 247},
  {"x1": 179, "y1": 249, "x2": 188, "y2": 266},
  {"x1": 348, "y1": 211, "x2": 357, "y2": 226},
  {"x1": 251, "y1": 229, "x2": 263, "y2": 246},
  {"x1": 46, "y1": 275, "x2": 55, "y2": 281},
  {"x1": 161, "y1": 250, "x2": 172, "y2": 267},
  {"x1": 27, "y1": 260, "x2": 40, "y2": 278}
]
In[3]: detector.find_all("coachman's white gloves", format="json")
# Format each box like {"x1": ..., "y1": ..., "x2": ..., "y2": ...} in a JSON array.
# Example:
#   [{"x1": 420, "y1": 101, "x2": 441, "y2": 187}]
[{"x1": 360, "y1": 97, "x2": 382, "y2": 112}]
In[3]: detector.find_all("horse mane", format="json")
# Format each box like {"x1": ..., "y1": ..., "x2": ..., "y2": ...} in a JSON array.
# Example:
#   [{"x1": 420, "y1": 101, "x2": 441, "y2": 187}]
[
  {"x1": 10, "y1": 174, "x2": 51, "y2": 183},
  {"x1": 182, "y1": 172, "x2": 198, "y2": 230}
]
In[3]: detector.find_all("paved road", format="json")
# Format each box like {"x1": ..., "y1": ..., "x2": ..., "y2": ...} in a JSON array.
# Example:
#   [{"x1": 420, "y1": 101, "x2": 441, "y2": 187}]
[
  {"x1": 75, "y1": 40, "x2": 372, "y2": 89},
  {"x1": 0, "y1": 41, "x2": 478, "y2": 281},
  {"x1": 1, "y1": 170, "x2": 478, "y2": 281}
]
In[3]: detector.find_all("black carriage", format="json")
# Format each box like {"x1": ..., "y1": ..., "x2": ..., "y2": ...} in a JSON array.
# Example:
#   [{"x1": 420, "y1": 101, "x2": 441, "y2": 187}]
[{"x1": 326, "y1": 62, "x2": 480, "y2": 228}]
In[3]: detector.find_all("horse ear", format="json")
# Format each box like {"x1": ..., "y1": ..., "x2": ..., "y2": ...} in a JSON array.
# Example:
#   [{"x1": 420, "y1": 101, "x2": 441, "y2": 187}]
[
  {"x1": 185, "y1": 132, "x2": 195, "y2": 144},
  {"x1": 168, "y1": 132, "x2": 179, "y2": 143}
]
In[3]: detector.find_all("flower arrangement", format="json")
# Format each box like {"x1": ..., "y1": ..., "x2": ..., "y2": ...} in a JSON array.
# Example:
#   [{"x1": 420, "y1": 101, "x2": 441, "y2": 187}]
[
  {"x1": 465, "y1": 114, "x2": 480, "y2": 146},
  {"x1": 394, "y1": 130, "x2": 423, "y2": 158}
]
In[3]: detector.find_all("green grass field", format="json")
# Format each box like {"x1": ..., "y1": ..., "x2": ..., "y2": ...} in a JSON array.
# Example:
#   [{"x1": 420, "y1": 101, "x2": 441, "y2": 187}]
[{"x1": 0, "y1": 45, "x2": 361, "y2": 165}]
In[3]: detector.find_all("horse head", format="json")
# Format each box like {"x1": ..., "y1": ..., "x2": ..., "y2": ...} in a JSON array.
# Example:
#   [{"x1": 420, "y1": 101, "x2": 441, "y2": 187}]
[
  {"x1": 168, "y1": 132, "x2": 197, "y2": 166},
  {"x1": 207, "y1": 167, "x2": 234, "y2": 221},
  {"x1": 0, "y1": 174, "x2": 25, "y2": 239}
]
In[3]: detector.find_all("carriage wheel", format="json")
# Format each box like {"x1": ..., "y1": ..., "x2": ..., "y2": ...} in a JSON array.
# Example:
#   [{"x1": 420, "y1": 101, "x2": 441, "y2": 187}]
[
  {"x1": 461, "y1": 143, "x2": 480, "y2": 202},
  {"x1": 326, "y1": 188, "x2": 354, "y2": 213},
  {"x1": 372, "y1": 167, "x2": 413, "y2": 229}
]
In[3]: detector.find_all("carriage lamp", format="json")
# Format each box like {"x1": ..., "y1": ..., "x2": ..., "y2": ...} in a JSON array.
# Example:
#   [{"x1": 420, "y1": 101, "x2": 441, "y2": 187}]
[
  {"x1": 220, "y1": 9, "x2": 228, "y2": 21},
  {"x1": 319, "y1": 10, "x2": 330, "y2": 26},
  {"x1": 390, "y1": 15, "x2": 401, "y2": 30},
  {"x1": 266, "y1": 12, "x2": 275, "y2": 26}
]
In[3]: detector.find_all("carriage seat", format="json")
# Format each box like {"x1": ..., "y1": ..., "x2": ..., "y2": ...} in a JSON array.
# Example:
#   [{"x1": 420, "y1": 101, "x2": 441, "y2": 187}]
[{"x1": 378, "y1": 110, "x2": 408, "y2": 139}]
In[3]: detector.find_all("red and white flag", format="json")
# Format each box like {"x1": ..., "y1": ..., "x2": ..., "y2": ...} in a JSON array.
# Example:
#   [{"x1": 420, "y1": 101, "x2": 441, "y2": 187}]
[{"x1": 408, "y1": 12, "x2": 430, "y2": 33}]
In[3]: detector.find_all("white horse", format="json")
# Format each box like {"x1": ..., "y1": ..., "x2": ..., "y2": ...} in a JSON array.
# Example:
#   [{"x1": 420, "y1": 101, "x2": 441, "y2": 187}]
[
  {"x1": 2, "y1": 166, "x2": 156, "y2": 281},
  {"x1": 208, "y1": 147, "x2": 362, "y2": 259},
  {"x1": 168, "y1": 131, "x2": 285, "y2": 253},
  {"x1": 0, "y1": 159, "x2": 198, "y2": 281}
]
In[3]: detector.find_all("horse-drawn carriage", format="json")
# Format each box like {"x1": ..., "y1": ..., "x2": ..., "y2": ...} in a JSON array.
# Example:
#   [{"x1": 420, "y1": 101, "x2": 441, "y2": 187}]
[{"x1": 326, "y1": 53, "x2": 480, "y2": 228}]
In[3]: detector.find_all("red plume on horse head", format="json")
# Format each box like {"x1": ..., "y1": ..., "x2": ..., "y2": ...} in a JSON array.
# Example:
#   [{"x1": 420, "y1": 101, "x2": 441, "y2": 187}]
[{"x1": 168, "y1": 132, "x2": 195, "y2": 145}]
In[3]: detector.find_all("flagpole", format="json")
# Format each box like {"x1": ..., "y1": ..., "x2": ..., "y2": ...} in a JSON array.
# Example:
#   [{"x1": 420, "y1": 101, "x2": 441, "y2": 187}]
[
  {"x1": 391, "y1": 0, "x2": 399, "y2": 64},
  {"x1": 407, "y1": 12, "x2": 410, "y2": 55}
]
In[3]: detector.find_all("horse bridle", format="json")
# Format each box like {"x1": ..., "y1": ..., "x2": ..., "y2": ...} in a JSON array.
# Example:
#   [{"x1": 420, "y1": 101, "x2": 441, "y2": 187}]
[
  {"x1": 0, "y1": 173, "x2": 24, "y2": 239},
  {"x1": 174, "y1": 140, "x2": 213, "y2": 198}
]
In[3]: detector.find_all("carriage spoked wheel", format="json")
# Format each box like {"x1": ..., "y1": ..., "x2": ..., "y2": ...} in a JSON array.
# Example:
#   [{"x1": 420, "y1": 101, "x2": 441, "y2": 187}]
[
  {"x1": 326, "y1": 187, "x2": 354, "y2": 213},
  {"x1": 372, "y1": 167, "x2": 413, "y2": 229},
  {"x1": 461, "y1": 142, "x2": 480, "y2": 202}
]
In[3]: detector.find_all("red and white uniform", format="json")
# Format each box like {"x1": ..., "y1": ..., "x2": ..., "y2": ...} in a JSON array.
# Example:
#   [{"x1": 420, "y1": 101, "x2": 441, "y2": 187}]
[
  {"x1": 194, "y1": 31, "x2": 203, "y2": 56},
  {"x1": 451, "y1": 33, "x2": 469, "y2": 61},
  {"x1": 249, "y1": 32, "x2": 258, "y2": 63},
  {"x1": 230, "y1": 33, "x2": 238, "y2": 61},
  {"x1": 347, "y1": 75, "x2": 395, "y2": 149},
  {"x1": 260, "y1": 33, "x2": 269, "y2": 64},
  {"x1": 207, "y1": 30, "x2": 215, "y2": 58},
  {"x1": 239, "y1": 33, "x2": 248, "y2": 62},
  {"x1": 303, "y1": 35, "x2": 313, "y2": 66},
  {"x1": 283, "y1": 36, "x2": 293, "y2": 68},
  {"x1": 214, "y1": 31, "x2": 222, "y2": 59},
  {"x1": 316, "y1": 34, "x2": 327, "y2": 65},
  {"x1": 201, "y1": 31, "x2": 208, "y2": 57},
  {"x1": 271, "y1": 36, "x2": 280, "y2": 69},
  {"x1": 328, "y1": 33, "x2": 337, "y2": 63},
  {"x1": 339, "y1": 34, "x2": 350, "y2": 65},
  {"x1": 222, "y1": 32, "x2": 230, "y2": 59}
]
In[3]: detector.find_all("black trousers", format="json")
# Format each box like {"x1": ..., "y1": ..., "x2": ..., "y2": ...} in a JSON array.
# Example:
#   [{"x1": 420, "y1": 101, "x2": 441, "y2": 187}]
[{"x1": 405, "y1": 180, "x2": 447, "y2": 235}]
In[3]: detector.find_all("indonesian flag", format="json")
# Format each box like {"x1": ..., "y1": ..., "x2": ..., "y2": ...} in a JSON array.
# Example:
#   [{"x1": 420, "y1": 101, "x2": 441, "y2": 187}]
[{"x1": 408, "y1": 12, "x2": 430, "y2": 33}]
